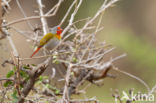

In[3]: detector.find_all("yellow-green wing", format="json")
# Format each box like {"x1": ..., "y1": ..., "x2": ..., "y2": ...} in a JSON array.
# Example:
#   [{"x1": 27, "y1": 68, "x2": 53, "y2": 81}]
[{"x1": 39, "y1": 33, "x2": 55, "y2": 47}]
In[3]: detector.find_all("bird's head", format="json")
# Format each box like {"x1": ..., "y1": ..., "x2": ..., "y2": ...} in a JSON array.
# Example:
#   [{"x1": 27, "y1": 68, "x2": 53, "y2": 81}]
[{"x1": 50, "y1": 26, "x2": 63, "y2": 40}]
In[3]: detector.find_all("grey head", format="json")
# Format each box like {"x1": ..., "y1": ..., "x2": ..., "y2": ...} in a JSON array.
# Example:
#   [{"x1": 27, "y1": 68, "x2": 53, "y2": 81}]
[{"x1": 49, "y1": 26, "x2": 63, "y2": 35}]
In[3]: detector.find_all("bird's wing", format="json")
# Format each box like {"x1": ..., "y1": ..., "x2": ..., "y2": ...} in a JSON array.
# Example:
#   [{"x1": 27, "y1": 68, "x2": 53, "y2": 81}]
[{"x1": 39, "y1": 33, "x2": 54, "y2": 47}]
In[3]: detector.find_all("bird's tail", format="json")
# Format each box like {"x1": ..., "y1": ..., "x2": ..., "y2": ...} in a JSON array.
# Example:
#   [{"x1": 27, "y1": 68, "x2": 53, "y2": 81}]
[{"x1": 30, "y1": 47, "x2": 41, "y2": 58}]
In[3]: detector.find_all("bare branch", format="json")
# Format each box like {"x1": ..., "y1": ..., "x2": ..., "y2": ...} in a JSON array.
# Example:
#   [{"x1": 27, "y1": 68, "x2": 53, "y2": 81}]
[
  {"x1": 37, "y1": 0, "x2": 49, "y2": 34},
  {"x1": 113, "y1": 67, "x2": 150, "y2": 92},
  {"x1": 17, "y1": 57, "x2": 51, "y2": 103},
  {"x1": 15, "y1": 0, "x2": 33, "y2": 30},
  {"x1": 59, "y1": 0, "x2": 78, "y2": 26}
]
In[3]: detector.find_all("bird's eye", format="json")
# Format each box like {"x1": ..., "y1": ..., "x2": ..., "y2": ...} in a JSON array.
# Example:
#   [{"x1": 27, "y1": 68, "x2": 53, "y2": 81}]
[
  {"x1": 56, "y1": 27, "x2": 63, "y2": 35},
  {"x1": 57, "y1": 27, "x2": 61, "y2": 30}
]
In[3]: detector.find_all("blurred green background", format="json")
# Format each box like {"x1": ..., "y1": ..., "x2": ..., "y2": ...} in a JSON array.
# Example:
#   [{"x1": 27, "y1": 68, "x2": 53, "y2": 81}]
[{"x1": 74, "y1": 0, "x2": 156, "y2": 102}]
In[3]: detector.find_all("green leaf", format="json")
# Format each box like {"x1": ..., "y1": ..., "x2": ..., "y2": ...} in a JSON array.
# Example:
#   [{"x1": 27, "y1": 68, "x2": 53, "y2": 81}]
[
  {"x1": 72, "y1": 57, "x2": 78, "y2": 63},
  {"x1": 23, "y1": 65, "x2": 31, "y2": 69},
  {"x1": 70, "y1": 72, "x2": 74, "y2": 76},
  {"x1": 45, "y1": 84, "x2": 55, "y2": 90},
  {"x1": 11, "y1": 90, "x2": 18, "y2": 103},
  {"x1": 39, "y1": 76, "x2": 43, "y2": 81},
  {"x1": 39, "y1": 76, "x2": 48, "y2": 81},
  {"x1": 20, "y1": 70, "x2": 28, "y2": 78},
  {"x1": 31, "y1": 64, "x2": 36, "y2": 66},
  {"x1": 36, "y1": 81, "x2": 42, "y2": 84},
  {"x1": 44, "y1": 101, "x2": 50, "y2": 103},
  {"x1": 13, "y1": 66, "x2": 17, "y2": 70},
  {"x1": 55, "y1": 89, "x2": 60, "y2": 94},
  {"x1": 45, "y1": 84, "x2": 60, "y2": 94},
  {"x1": 3, "y1": 81, "x2": 13, "y2": 87},
  {"x1": 53, "y1": 55, "x2": 57, "y2": 59},
  {"x1": 45, "y1": 84, "x2": 51, "y2": 88},
  {"x1": 6, "y1": 70, "x2": 14, "y2": 78},
  {"x1": 52, "y1": 59, "x2": 59, "y2": 64}
]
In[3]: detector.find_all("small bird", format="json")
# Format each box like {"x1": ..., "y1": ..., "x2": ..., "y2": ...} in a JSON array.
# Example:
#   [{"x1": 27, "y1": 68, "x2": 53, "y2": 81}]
[{"x1": 30, "y1": 26, "x2": 63, "y2": 58}]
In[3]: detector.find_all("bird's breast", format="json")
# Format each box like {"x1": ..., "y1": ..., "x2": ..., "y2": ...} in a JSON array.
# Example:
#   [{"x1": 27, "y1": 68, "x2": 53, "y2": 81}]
[{"x1": 44, "y1": 38, "x2": 60, "y2": 50}]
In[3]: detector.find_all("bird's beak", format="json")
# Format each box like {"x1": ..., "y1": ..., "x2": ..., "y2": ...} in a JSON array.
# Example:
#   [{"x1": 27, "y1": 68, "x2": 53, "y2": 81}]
[
  {"x1": 57, "y1": 28, "x2": 63, "y2": 35},
  {"x1": 60, "y1": 29, "x2": 63, "y2": 32}
]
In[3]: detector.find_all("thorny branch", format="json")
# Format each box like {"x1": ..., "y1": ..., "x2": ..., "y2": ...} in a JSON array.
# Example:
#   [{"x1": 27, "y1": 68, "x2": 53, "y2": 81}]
[{"x1": 17, "y1": 57, "x2": 51, "y2": 103}]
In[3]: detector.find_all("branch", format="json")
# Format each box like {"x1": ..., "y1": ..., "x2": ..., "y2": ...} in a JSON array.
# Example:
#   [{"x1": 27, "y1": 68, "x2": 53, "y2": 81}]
[
  {"x1": 59, "y1": 0, "x2": 78, "y2": 26},
  {"x1": 61, "y1": 0, "x2": 83, "y2": 37},
  {"x1": 45, "y1": 0, "x2": 63, "y2": 16},
  {"x1": 17, "y1": 57, "x2": 51, "y2": 103},
  {"x1": 15, "y1": 0, "x2": 33, "y2": 30},
  {"x1": 1, "y1": 26, "x2": 19, "y2": 56},
  {"x1": 70, "y1": 97, "x2": 98, "y2": 103},
  {"x1": 0, "y1": 78, "x2": 14, "y2": 82},
  {"x1": 77, "y1": 0, "x2": 119, "y2": 36},
  {"x1": 37, "y1": 0, "x2": 49, "y2": 34}
]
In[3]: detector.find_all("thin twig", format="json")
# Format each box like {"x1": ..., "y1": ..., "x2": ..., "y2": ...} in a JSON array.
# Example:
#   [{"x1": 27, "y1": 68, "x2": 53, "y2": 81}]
[
  {"x1": 59, "y1": 0, "x2": 78, "y2": 26},
  {"x1": 113, "y1": 67, "x2": 150, "y2": 92},
  {"x1": 61, "y1": 0, "x2": 83, "y2": 37},
  {"x1": 6, "y1": 32, "x2": 19, "y2": 56},
  {"x1": 37, "y1": 0, "x2": 49, "y2": 34},
  {"x1": 45, "y1": 0, "x2": 63, "y2": 16},
  {"x1": 15, "y1": 0, "x2": 34, "y2": 30}
]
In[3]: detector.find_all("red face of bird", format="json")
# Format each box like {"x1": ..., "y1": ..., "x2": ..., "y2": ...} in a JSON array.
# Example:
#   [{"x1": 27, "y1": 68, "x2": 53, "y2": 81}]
[
  {"x1": 50, "y1": 26, "x2": 63, "y2": 40},
  {"x1": 57, "y1": 26, "x2": 63, "y2": 36}
]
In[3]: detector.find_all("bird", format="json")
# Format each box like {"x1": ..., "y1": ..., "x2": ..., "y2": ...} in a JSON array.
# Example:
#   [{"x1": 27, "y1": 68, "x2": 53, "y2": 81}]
[{"x1": 30, "y1": 26, "x2": 63, "y2": 58}]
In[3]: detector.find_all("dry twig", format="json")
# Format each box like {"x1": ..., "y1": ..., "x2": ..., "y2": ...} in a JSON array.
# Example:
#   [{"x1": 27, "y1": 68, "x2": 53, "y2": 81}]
[{"x1": 2, "y1": 0, "x2": 151, "y2": 103}]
